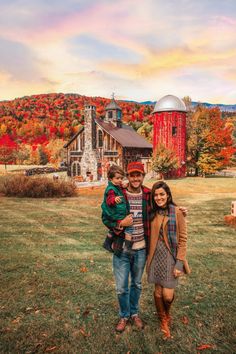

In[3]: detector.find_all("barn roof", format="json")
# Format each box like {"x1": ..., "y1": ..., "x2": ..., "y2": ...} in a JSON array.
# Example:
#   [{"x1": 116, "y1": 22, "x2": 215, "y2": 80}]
[
  {"x1": 95, "y1": 118, "x2": 152, "y2": 148},
  {"x1": 63, "y1": 126, "x2": 84, "y2": 148},
  {"x1": 64, "y1": 120, "x2": 152, "y2": 149}
]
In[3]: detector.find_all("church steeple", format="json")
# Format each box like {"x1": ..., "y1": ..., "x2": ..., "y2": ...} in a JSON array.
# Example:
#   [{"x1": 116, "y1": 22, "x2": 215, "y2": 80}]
[{"x1": 104, "y1": 94, "x2": 122, "y2": 128}]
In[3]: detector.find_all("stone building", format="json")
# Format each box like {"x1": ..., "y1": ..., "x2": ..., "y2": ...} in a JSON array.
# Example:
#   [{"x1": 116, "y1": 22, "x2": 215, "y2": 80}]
[
  {"x1": 64, "y1": 98, "x2": 152, "y2": 180},
  {"x1": 152, "y1": 94, "x2": 187, "y2": 178}
]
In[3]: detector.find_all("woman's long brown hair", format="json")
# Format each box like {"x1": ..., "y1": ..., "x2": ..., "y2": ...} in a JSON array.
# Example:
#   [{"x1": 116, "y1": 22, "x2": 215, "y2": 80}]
[{"x1": 150, "y1": 181, "x2": 176, "y2": 220}]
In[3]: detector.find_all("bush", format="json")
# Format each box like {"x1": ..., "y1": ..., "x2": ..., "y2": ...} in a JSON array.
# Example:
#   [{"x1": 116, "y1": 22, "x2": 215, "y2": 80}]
[{"x1": 0, "y1": 174, "x2": 77, "y2": 198}]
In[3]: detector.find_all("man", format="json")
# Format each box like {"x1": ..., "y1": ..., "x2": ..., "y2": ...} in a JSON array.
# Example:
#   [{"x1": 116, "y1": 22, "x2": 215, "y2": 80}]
[{"x1": 102, "y1": 161, "x2": 151, "y2": 332}]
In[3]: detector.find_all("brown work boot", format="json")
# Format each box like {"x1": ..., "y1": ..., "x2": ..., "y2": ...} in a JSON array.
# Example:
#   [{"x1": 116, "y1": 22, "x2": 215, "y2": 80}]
[
  {"x1": 131, "y1": 315, "x2": 144, "y2": 329},
  {"x1": 115, "y1": 318, "x2": 128, "y2": 333}
]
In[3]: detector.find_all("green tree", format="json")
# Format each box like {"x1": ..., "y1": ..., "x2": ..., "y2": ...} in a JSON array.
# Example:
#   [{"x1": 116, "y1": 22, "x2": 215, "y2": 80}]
[{"x1": 38, "y1": 146, "x2": 48, "y2": 165}]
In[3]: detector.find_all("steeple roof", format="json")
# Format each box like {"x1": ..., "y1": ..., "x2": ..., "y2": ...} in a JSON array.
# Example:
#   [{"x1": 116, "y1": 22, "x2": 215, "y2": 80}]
[{"x1": 105, "y1": 97, "x2": 122, "y2": 111}]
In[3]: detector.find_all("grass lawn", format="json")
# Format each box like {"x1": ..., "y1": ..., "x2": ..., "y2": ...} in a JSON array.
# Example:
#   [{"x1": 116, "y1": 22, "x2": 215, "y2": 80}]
[{"x1": 0, "y1": 177, "x2": 235, "y2": 353}]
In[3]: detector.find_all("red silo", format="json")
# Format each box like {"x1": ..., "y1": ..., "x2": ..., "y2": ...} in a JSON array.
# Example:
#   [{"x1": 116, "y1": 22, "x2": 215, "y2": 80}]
[{"x1": 153, "y1": 95, "x2": 187, "y2": 178}]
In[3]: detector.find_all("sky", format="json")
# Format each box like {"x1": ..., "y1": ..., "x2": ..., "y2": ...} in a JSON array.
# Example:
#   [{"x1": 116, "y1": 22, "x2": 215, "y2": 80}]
[{"x1": 0, "y1": 0, "x2": 236, "y2": 104}]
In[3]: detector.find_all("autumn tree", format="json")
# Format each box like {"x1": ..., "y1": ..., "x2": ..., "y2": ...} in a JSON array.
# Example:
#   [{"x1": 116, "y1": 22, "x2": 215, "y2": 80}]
[
  {"x1": 46, "y1": 139, "x2": 66, "y2": 164},
  {"x1": 186, "y1": 106, "x2": 235, "y2": 176},
  {"x1": 151, "y1": 144, "x2": 179, "y2": 179},
  {"x1": 0, "y1": 135, "x2": 17, "y2": 170},
  {"x1": 137, "y1": 122, "x2": 153, "y2": 142},
  {"x1": 15, "y1": 144, "x2": 31, "y2": 164}
]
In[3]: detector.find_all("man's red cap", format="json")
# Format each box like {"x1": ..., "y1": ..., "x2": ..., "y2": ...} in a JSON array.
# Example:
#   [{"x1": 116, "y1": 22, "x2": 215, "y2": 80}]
[{"x1": 127, "y1": 161, "x2": 145, "y2": 175}]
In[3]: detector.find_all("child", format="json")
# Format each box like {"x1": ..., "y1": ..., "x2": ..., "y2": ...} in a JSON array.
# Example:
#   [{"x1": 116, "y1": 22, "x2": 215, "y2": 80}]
[{"x1": 101, "y1": 165, "x2": 133, "y2": 255}]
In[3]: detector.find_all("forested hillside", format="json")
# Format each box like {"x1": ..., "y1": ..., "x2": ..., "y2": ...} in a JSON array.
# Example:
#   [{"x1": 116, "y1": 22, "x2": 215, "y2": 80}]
[
  {"x1": 0, "y1": 93, "x2": 152, "y2": 165},
  {"x1": 0, "y1": 93, "x2": 235, "y2": 175}
]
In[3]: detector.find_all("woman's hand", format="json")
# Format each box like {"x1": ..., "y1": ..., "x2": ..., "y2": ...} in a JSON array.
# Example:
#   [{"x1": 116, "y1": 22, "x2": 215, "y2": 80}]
[
  {"x1": 173, "y1": 268, "x2": 183, "y2": 278},
  {"x1": 179, "y1": 206, "x2": 188, "y2": 217},
  {"x1": 119, "y1": 214, "x2": 133, "y2": 227}
]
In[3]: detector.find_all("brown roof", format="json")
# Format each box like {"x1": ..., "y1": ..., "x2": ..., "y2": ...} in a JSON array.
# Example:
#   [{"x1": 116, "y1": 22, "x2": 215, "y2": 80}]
[
  {"x1": 95, "y1": 118, "x2": 152, "y2": 148},
  {"x1": 64, "y1": 119, "x2": 152, "y2": 149},
  {"x1": 63, "y1": 126, "x2": 84, "y2": 148}
]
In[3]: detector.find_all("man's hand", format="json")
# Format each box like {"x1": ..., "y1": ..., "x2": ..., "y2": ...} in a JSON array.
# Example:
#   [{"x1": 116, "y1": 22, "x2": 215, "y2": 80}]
[
  {"x1": 179, "y1": 206, "x2": 188, "y2": 217},
  {"x1": 115, "y1": 196, "x2": 123, "y2": 204},
  {"x1": 119, "y1": 214, "x2": 133, "y2": 227}
]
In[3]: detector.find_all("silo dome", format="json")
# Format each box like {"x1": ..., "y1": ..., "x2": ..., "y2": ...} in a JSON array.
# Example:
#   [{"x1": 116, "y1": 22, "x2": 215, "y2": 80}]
[{"x1": 153, "y1": 95, "x2": 187, "y2": 113}]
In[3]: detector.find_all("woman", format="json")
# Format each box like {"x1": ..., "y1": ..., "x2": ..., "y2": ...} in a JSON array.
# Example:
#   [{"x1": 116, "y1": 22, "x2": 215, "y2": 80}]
[{"x1": 146, "y1": 181, "x2": 190, "y2": 339}]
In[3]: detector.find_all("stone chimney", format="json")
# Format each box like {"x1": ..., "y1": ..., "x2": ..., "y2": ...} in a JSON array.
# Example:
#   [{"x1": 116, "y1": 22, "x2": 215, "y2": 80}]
[{"x1": 80, "y1": 105, "x2": 98, "y2": 180}]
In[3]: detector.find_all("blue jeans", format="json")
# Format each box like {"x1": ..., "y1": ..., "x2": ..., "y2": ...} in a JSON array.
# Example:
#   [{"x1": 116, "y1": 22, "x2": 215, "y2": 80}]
[{"x1": 113, "y1": 248, "x2": 146, "y2": 318}]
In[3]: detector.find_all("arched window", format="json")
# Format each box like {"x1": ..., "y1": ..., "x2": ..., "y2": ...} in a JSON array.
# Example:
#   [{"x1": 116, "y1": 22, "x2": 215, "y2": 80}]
[
  {"x1": 98, "y1": 130, "x2": 103, "y2": 147},
  {"x1": 108, "y1": 111, "x2": 113, "y2": 119},
  {"x1": 71, "y1": 161, "x2": 81, "y2": 177}
]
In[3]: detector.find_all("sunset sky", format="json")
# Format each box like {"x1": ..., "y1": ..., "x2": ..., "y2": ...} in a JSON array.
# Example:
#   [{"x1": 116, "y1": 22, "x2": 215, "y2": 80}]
[{"x1": 0, "y1": 0, "x2": 236, "y2": 103}]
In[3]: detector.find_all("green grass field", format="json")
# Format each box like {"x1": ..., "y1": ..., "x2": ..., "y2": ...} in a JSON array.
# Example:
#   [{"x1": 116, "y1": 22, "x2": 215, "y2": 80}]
[{"x1": 0, "y1": 178, "x2": 236, "y2": 353}]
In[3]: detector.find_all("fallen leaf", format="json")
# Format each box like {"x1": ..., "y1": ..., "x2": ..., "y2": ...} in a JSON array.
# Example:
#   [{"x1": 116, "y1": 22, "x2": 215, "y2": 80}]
[
  {"x1": 3, "y1": 327, "x2": 11, "y2": 333},
  {"x1": 45, "y1": 346, "x2": 57, "y2": 352},
  {"x1": 197, "y1": 344, "x2": 214, "y2": 350},
  {"x1": 80, "y1": 266, "x2": 88, "y2": 273},
  {"x1": 82, "y1": 309, "x2": 90, "y2": 317},
  {"x1": 79, "y1": 328, "x2": 90, "y2": 337},
  {"x1": 26, "y1": 307, "x2": 33, "y2": 312},
  {"x1": 181, "y1": 316, "x2": 189, "y2": 325},
  {"x1": 12, "y1": 317, "x2": 21, "y2": 324}
]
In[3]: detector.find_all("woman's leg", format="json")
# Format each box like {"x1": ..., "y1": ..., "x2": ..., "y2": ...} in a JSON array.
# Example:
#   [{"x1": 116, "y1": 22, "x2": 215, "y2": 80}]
[{"x1": 153, "y1": 285, "x2": 171, "y2": 338}]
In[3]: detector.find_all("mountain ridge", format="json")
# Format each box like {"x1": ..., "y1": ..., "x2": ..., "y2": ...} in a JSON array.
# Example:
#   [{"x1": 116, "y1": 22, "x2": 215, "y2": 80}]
[{"x1": 0, "y1": 93, "x2": 235, "y2": 112}]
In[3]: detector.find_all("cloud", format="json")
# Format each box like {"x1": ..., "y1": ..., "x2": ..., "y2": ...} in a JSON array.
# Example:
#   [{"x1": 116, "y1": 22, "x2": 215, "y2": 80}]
[
  {"x1": 0, "y1": 38, "x2": 41, "y2": 80},
  {"x1": 0, "y1": 0, "x2": 236, "y2": 103}
]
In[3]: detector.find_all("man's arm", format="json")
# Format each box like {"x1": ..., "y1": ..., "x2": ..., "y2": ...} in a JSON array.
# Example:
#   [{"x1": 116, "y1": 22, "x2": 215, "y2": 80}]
[{"x1": 102, "y1": 213, "x2": 133, "y2": 230}]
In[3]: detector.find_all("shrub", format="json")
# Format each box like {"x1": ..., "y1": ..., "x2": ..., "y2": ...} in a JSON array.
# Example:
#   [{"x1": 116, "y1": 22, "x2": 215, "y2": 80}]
[{"x1": 0, "y1": 174, "x2": 77, "y2": 198}]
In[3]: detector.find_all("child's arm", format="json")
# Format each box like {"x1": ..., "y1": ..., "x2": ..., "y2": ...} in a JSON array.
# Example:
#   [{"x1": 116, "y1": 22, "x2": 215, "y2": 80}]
[{"x1": 106, "y1": 189, "x2": 117, "y2": 207}]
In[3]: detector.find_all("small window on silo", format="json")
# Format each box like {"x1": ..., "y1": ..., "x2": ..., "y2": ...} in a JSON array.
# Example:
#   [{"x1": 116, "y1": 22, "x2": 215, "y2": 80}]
[{"x1": 172, "y1": 126, "x2": 177, "y2": 136}]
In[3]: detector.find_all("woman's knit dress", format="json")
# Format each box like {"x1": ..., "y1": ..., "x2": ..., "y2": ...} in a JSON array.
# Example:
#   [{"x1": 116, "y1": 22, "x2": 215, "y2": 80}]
[{"x1": 148, "y1": 209, "x2": 183, "y2": 289}]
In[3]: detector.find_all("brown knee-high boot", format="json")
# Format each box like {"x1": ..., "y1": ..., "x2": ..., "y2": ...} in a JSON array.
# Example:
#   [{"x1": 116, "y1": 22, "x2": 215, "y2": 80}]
[
  {"x1": 154, "y1": 292, "x2": 171, "y2": 339},
  {"x1": 163, "y1": 295, "x2": 175, "y2": 325}
]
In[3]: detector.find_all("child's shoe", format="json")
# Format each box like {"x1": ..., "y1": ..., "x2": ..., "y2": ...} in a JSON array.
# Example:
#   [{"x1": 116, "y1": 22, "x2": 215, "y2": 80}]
[{"x1": 103, "y1": 232, "x2": 113, "y2": 252}]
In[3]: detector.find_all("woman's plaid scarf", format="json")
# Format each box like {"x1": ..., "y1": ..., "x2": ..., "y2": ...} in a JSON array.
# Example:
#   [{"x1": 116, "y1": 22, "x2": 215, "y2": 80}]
[{"x1": 167, "y1": 204, "x2": 177, "y2": 258}]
